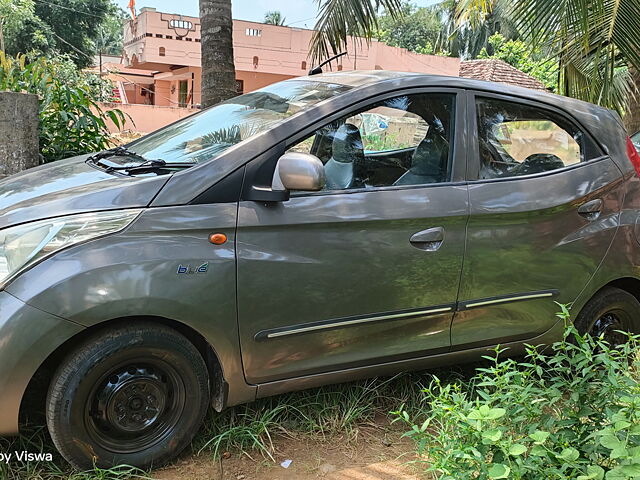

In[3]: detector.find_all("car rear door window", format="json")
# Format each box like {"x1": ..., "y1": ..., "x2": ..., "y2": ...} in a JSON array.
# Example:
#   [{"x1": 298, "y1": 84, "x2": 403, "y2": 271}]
[
  {"x1": 285, "y1": 93, "x2": 455, "y2": 190},
  {"x1": 476, "y1": 97, "x2": 602, "y2": 180}
]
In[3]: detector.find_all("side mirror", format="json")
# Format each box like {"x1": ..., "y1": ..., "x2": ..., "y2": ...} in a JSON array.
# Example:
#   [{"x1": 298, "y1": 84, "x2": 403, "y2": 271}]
[{"x1": 275, "y1": 152, "x2": 326, "y2": 192}]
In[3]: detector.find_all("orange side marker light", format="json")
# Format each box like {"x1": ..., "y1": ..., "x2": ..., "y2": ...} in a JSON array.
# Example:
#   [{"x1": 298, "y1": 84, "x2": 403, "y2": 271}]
[{"x1": 209, "y1": 233, "x2": 227, "y2": 245}]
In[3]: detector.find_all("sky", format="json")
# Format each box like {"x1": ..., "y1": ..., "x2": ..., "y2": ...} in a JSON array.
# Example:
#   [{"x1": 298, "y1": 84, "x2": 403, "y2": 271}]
[{"x1": 115, "y1": 0, "x2": 439, "y2": 28}]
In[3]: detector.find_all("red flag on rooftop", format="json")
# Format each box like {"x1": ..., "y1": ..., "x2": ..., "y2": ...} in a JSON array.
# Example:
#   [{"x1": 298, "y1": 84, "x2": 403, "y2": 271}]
[{"x1": 128, "y1": 0, "x2": 136, "y2": 20}]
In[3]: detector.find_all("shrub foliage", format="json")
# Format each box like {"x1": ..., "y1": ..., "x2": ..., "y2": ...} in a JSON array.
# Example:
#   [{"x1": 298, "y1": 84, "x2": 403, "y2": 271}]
[
  {"x1": 0, "y1": 52, "x2": 125, "y2": 162},
  {"x1": 395, "y1": 307, "x2": 640, "y2": 479}
]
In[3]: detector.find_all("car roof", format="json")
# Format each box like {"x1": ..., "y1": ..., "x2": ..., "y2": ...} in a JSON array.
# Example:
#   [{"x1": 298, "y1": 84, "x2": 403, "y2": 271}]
[
  {"x1": 292, "y1": 69, "x2": 624, "y2": 152},
  {"x1": 294, "y1": 70, "x2": 611, "y2": 114}
]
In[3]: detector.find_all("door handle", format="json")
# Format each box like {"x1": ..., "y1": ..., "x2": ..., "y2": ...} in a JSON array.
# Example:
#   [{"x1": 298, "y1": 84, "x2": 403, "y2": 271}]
[
  {"x1": 410, "y1": 227, "x2": 445, "y2": 251},
  {"x1": 578, "y1": 199, "x2": 603, "y2": 221}
]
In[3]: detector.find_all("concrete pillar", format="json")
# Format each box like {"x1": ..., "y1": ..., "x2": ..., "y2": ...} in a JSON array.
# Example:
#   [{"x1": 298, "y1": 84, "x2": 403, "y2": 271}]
[{"x1": 0, "y1": 92, "x2": 39, "y2": 178}]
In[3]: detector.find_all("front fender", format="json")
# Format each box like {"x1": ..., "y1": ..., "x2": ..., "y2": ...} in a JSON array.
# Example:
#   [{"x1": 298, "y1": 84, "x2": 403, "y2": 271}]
[
  {"x1": 5, "y1": 205, "x2": 256, "y2": 407},
  {"x1": 0, "y1": 291, "x2": 84, "y2": 435}
]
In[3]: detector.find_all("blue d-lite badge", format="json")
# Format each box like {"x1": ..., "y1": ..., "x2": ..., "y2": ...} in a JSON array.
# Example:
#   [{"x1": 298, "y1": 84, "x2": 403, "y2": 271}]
[{"x1": 177, "y1": 262, "x2": 209, "y2": 274}]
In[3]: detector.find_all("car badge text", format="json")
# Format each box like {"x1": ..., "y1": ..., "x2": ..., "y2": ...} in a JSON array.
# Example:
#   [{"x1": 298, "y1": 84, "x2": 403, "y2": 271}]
[{"x1": 176, "y1": 262, "x2": 209, "y2": 274}]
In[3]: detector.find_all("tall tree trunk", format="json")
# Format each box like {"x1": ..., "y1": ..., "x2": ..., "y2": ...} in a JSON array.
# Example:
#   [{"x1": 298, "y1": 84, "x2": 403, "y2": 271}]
[
  {"x1": 625, "y1": 67, "x2": 640, "y2": 135},
  {"x1": 199, "y1": 0, "x2": 236, "y2": 108}
]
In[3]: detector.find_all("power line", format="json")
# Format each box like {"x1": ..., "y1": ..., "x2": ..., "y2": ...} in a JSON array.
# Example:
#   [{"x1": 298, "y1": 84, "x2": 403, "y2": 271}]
[
  {"x1": 286, "y1": 16, "x2": 317, "y2": 27},
  {"x1": 33, "y1": 0, "x2": 108, "y2": 19}
]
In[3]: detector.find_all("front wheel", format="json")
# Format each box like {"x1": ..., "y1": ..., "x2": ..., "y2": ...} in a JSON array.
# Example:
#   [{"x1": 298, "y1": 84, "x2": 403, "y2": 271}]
[
  {"x1": 46, "y1": 322, "x2": 210, "y2": 470},
  {"x1": 574, "y1": 287, "x2": 640, "y2": 345}
]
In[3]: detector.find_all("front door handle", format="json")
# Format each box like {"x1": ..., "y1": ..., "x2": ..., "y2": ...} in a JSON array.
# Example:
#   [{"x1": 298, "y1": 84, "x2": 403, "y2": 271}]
[
  {"x1": 410, "y1": 227, "x2": 444, "y2": 251},
  {"x1": 578, "y1": 199, "x2": 603, "y2": 221}
]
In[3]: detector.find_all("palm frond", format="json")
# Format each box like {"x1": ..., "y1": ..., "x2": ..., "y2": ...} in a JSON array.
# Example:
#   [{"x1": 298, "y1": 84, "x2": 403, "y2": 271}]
[
  {"x1": 309, "y1": 0, "x2": 402, "y2": 63},
  {"x1": 510, "y1": 0, "x2": 640, "y2": 111}
]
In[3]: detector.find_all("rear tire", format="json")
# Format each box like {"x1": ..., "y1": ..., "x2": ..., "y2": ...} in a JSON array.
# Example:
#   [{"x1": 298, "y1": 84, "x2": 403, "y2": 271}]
[
  {"x1": 46, "y1": 322, "x2": 210, "y2": 470},
  {"x1": 574, "y1": 287, "x2": 640, "y2": 344}
]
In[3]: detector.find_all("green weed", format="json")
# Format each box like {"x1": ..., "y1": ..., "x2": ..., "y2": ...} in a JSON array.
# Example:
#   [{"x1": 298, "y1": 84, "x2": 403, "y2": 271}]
[{"x1": 394, "y1": 309, "x2": 640, "y2": 480}]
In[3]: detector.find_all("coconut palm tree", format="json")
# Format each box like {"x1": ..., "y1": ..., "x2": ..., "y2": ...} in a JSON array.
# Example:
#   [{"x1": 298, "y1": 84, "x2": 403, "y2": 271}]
[
  {"x1": 264, "y1": 11, "x2": 286, "y2": 26},
  {"x1": 199, "y1": 0, "x2": 236, "y2": 108},
  {"x1": 516, "y1": 0, "x2": 640, "y2": 113},
  {"x1": 627, "y1": 68, "x2": 640, "y2": 134},
  {"x1": 461, "y1": 0, "x2": 640, "y2": 113}
]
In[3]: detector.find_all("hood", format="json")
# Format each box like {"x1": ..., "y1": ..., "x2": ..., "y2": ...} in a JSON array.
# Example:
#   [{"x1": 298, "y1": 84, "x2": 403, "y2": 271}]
[{"x1": 0, "y1": 155, "x2": 170, "y2": 229}]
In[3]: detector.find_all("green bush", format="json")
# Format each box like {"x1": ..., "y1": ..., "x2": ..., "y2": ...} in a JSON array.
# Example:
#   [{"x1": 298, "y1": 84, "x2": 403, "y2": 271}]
[
  {"x1": 394, "y1": 307, "x2": 640, "y2": 480},
  {"x1": 0, "y1": 52, "x2": 126, "y2": 162}
]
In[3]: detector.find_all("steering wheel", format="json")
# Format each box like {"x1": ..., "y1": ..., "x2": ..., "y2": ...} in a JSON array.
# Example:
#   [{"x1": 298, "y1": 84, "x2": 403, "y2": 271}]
[{"x1": 514, "y1": 153, "x2": 565, "y2": 175}]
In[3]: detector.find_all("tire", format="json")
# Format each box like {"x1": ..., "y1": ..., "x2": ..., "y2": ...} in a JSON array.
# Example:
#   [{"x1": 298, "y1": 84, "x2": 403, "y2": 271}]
[
  {"x1": 574, "y1": 287, "x2": 640, "y2": 344},
  {"x1": 46, "y1": 322, "x2": 210, "y2": 470}
]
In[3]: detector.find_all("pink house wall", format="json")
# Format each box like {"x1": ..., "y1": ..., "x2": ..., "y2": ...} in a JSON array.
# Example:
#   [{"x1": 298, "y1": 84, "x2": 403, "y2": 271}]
[
  {"x1": 101, "y1": 102, "x2": 198, "y2": 134},
  {"x1": 115, "y1": 8, "x2": 462, "y2": 133},
  {"x1": 122, "y1": 9, "x2": 461, "y2": 104}
]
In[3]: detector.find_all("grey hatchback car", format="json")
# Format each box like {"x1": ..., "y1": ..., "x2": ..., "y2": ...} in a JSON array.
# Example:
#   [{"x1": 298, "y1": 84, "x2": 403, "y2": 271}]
[{"x1": 1, "y1": 71, "x2": 640, "y2": 470}]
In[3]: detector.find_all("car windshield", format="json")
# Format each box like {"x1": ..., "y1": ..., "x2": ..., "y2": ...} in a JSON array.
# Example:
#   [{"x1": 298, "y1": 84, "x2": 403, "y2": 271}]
[{"x1": 127, "y1": 80, "x2": 352, "y2": 165}]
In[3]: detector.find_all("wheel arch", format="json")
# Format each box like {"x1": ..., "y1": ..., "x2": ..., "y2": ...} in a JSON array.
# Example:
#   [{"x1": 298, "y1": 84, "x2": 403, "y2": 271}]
[
  {"x1": 603, "y1": 277, "x2": 640, "y2": 304},
  {"x1": 20, "y1": 316, "x2": 229, "y2": 427}
]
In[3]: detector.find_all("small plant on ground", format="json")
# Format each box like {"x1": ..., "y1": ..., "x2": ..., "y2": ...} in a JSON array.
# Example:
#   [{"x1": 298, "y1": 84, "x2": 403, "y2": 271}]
[{"x1": 394, "y1": 306, "x2": 640, "y2": 479}]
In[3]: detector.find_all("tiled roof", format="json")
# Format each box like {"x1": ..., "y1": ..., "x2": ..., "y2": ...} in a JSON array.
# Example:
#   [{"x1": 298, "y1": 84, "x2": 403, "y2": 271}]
[{"x1": 459, "y1": 59, "x2": 548, "y2": 91}]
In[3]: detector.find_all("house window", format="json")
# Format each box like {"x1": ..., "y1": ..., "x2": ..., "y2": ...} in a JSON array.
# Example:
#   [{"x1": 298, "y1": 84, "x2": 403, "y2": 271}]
[
  {"x1": 246, "y1": 28, "x2": 262, "y2": 37},
  {"x1": 159, "y1": 47, "x2": 166, "y2": 56},
  {"x1": 301, "y1": 61, "x2": 307, "y2": 70},
  {"x1": 155, "y1": 33, "x2": 163, "y2": 38},
  {"x1": 235, "y1": 79, "x2": 244, "y2": 95},
  {"x1": 337, "y1": 64, "x2": 343, "y2": 71},
  {"x1": 253, "y1": 56, "x2": 259, "y2": 68},
  {"x1": 170, "y1": 19, "x2": 193, "y2": 30},
  {"x1": 178, "y1": 80, "x2": 189, "y2": 107}
]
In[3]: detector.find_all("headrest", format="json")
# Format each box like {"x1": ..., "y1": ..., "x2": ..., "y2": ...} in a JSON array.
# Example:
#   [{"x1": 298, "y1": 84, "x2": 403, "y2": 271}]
[
  {"x1": 332, "y1": 123, "x2": 364, "y2": 164},
  {"x1": 410, "y1": 130, "x2": 448, "y2": 179}
]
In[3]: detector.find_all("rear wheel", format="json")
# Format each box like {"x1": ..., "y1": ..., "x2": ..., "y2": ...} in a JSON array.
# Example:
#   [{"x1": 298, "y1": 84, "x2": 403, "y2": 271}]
[
  {"x1": 574, "y1": 287, "x2": 640, "y2": 344},
  {"x1": 46, "y1": 322, "x2": 210, "y2": 470}
]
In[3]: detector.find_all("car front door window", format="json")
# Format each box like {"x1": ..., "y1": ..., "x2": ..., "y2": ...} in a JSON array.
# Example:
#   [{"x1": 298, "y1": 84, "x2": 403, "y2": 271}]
[{"x1": 281, "y1": 93, "x2": 456, "y2": 191}]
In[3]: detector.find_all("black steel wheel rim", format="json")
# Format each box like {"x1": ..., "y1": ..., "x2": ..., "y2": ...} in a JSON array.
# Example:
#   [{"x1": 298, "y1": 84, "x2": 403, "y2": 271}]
[
  {"x1": 591, "y1": 309, "x2": 630, "y2": 346},
  {"x1": 85, "y1": 359, "x2": 186, "y2": 454}
]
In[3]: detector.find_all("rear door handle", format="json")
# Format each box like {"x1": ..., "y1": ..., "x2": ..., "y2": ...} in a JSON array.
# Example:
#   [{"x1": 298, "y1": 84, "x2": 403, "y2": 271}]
[
  {"x1": 410, "y1": 227, "x2": 444, "y2": 251},
  {"x1": 578, "y1": 199, "x2": 603, "y2": 221}
]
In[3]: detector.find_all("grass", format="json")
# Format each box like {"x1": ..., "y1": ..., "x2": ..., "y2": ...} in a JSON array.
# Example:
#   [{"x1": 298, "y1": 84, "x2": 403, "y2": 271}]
[
  {"x1": 194, "y1": 373, "x2": 437, "y2": 461},
  {"x1": 0, "y1": 370, "x2": 459, "y2": 480}
]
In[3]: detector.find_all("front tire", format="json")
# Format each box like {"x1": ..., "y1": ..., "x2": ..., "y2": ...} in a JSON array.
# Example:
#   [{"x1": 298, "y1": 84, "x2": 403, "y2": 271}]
[
  {"x1": 46, "y1": 322, "x2": 210, "y2": 470},
  {"x1": 574, "y1": 287, "x2": 640, "y2": 344}
]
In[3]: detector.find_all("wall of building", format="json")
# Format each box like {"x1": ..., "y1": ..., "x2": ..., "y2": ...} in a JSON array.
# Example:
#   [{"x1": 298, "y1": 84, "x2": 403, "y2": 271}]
[
  {"x1": 101, "y1": 102, "x2": 197, "y2": 134},
  {"x1": 0, "y1": 92, "x2": 39, "y2": 177},
  {"x1": 122, "y1": 9, "x2": 462, "y2": 103},
  {"x1": 115, "y1": 8, "x2": 462, "y2": 133},
  {"x1": 235, "y1": 71, "x2": 296, "y2": 93}
]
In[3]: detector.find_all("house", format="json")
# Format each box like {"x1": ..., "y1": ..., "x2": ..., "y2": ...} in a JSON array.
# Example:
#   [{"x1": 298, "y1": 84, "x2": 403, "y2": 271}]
[
  {"x1": 113, "y1": 7, "x2": 461, "y2": 110},
  {"x1": 100, "y1": 8, "x2": 544, "y2": 133}
]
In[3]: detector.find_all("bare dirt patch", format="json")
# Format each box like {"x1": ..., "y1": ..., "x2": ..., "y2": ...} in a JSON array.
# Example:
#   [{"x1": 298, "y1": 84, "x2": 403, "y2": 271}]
[{"x1": 155, "y1": 419, "x2": 424, "y2": 480}]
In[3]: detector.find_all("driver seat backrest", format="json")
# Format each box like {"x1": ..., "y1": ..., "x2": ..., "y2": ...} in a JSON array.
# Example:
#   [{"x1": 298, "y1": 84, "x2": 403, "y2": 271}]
[
  {"x1": 394, "y1": 129, "x2": 448, "y2": 185},
  {"x1": 324, "y1": 123, "x2": 366, "y2": 190}
]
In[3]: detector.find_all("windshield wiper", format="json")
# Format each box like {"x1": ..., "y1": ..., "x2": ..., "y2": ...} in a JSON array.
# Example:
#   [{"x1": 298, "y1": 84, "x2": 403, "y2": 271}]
[
  {"x1": 87, "y1": 146, "x2": 196, "y2": 175},
  {"x1": 87, "y1": 146, "x2": 149, "y2": 165},
  {"x1": 108, "y1": 160, "x2": 197, "y2": 174}
]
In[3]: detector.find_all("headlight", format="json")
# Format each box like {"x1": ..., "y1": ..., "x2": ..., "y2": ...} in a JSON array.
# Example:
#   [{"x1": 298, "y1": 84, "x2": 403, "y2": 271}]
[{"x1": 0, "y1": 209, "x2": 142, "y2": 288}]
